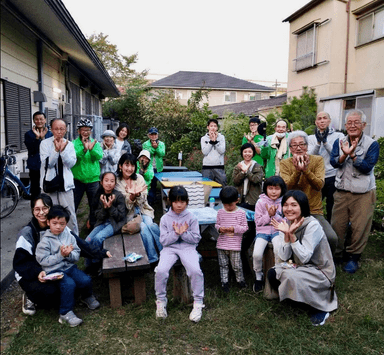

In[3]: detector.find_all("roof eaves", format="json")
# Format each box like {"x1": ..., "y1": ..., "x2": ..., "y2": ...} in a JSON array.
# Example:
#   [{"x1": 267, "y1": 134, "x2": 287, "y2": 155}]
[{"x1": 283, "y1": 0, "x2": 324, "y2": 23}]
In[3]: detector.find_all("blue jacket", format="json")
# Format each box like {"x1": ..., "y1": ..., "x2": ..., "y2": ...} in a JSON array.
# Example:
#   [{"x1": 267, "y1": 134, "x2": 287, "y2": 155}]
[{"x1": 24, "y1": 129, "x2": 53, "y2": 170}]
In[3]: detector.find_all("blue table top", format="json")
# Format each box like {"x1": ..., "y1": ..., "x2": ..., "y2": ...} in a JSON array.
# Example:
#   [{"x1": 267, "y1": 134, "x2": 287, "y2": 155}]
[{"x1": 155, "y1": 171, "x2": 202, "y2": 181}]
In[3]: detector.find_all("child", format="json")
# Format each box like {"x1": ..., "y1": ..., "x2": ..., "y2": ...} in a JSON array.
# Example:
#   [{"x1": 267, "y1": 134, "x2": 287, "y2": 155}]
[
  {"x1": 85, "y1": 172, "x2": 126, "y2": 268},
  {"x1": 215, "y1": 186, "x2": 248, "y2": 293},
  {"x1": 252, "y1": 176, "x2": 287, "y2": 293},
  {"x1": 155, "y1": 186, "x2": 205, "y2": 322},
  {"x1": 36, "y1": 205, "x2": 100, "y2": 327}
]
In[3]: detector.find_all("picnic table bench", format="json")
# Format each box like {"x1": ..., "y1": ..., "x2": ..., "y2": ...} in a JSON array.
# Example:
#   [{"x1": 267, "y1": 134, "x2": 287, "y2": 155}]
[{"x1": 102, "y1": 232, "x2": 150, "y2": 308}]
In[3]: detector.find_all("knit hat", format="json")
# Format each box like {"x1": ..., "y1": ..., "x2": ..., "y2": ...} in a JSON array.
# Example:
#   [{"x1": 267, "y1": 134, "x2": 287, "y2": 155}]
[{"x1": 101, "y1": 130, "x2": 116, "y2": 139}]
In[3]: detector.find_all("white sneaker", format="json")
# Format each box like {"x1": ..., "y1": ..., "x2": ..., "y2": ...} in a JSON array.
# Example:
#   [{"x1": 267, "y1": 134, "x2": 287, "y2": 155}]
[
  {"x1": 189, "y1": 302, "x2": 205, "y2": 322},
  {"x1": 59, "y1": 311, "x2": 83, "y2": 327},
  {"x1": 155, "y1": 300, "x2": 167, "y2": 319},
  {"x1": 22, "y1": 293, "x2": 36, "y2": 316}
]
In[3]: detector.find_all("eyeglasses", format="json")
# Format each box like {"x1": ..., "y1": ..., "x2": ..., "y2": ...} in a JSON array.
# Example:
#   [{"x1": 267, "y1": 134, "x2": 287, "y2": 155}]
[
  {"x1": 345, "y1": 121, "x2": 363, "y2": 127},
  {"x1": 33, "y1": 207, "x2": 49, "y2": 213},
  {"x1": 290, "y1": 143, "x2": 307, "y2": 149},
  {"x1": 52, "y1": 128, "x2": 66, "y2": 132}
]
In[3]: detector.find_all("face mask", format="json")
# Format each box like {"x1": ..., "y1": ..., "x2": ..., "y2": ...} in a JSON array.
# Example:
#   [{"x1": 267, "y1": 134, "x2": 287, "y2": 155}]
[{"x1": 275, "y1": 132, "x2": 286, "y2": 138}]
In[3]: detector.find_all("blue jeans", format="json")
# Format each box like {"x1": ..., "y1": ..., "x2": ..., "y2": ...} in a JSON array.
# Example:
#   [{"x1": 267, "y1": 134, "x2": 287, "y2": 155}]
[
  {"x1": 148, "y1": 168, "x2": 157, "y2": 205},
  {"x1": 59, "y1": 265, "x2": 92, "y2": 315},
  {"x1": 85, "y1": 222, "x2": 114, "y2": 264},
  {"x1": 141, "y1": 214, "x2": 162, "y2": 263},
  {"x1": 256, "y1": 232, "x2": 279, "y2": 243}
]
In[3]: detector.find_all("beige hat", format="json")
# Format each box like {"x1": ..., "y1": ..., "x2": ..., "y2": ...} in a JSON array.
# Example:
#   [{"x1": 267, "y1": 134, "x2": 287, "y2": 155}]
[{"x1": 138, "y1": 150, "x2": 151, "y2": 160}]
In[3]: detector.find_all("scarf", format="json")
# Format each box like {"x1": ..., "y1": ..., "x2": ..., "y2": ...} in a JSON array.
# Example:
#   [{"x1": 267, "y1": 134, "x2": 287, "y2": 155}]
[{"x1": 240, "y1": 160, "x2": 256, "y2": 196}]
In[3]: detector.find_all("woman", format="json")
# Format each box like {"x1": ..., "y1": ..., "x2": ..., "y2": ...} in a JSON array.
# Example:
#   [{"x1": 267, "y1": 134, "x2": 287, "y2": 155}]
[
  {"x1": 115, "y1": 153, "x2": 162, "y2": 263},
  {"x1": 115, "y1": 123, "x2": 132, "y2": 156},
  {"x1": 13, "y1": 194, "x2": 110, "y2": 315},
  {"x1": 99, "y1": 130, "x2": 120, "y2": 175},
  {"x1": 232, "y1": 142, "x2": 264, "y2": 211},
  {"x1": 269, "y1": 190, "x2": 338, "y2": 326}
]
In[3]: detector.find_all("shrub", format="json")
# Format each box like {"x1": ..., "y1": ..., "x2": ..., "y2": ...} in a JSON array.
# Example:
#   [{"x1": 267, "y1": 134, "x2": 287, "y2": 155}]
[{"x1": 374, "y1": 137, "x2": 384, "y2": 179}]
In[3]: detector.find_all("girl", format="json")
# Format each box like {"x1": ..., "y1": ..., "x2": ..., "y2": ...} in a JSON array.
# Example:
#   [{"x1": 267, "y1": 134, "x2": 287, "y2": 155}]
[
  {"x1": 252, "y1": 176, "x2": 287, "y2": 293},
  {"x1": 99, "y1": 130, "x2": 120, "y2": 175},
  {"x1": 155, "y1": 186, "x2": 204, "y2": 322},
  {"x1": 85, "y1": 172, "x2": 126, "y2": 266},
  {"x1": 269, "y1": 190, "x2": 338, "y2": 326},
  {"x1": 215, "y1": 186, "x2": 248, "y2": 293},
  {"x1": 115, "y1": 153, "x2": 162, "y2": 263}
]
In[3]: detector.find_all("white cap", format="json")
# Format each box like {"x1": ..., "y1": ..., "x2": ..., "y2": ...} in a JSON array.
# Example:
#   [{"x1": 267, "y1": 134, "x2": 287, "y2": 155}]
[{"x1": 138, "y1": 150, "x2": 151, "y2": 160}]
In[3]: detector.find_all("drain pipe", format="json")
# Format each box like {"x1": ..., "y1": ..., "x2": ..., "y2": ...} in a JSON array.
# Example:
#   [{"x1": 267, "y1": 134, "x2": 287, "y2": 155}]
[
  {"x1": 37, "y1": 39, "x2": 44, "y2": 112},
  {"x1": 344, "y1": 0, "x2": 351, "y2": 93}
]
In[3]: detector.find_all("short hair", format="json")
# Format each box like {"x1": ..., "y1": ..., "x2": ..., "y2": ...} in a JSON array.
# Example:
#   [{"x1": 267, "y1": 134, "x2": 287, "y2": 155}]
[
  {"x1": 346, "y1": 109, "x2": 366, "y2": 123},
  {"x1": 316, "y1": 111, "x2": 331, "y2": 120},
  {"x1": 207, "y1": 118, "x2": 219, "y2": 127},
  {"x1": 240, "y1": 142, "x2": 256, "y2": 158},
  {"x1": 219, "y1": 186, "x2": 239, "y2": 204},
  {"x1": 249, "y1": 116, "x2": 261, "y2": 125},
  {"x1": 50, "y1": 118, "x2": 66, "y2": 128},
  {"x1": 275, "y1": 119, "x2": 288, "y2": 128},
  {"x1": 281, "y1": 190, "x2": 310, "y2": 218},
  {"x1": 47, "y1": 205, "x2": 70, "y2": 222},
  {"x1": 116, "y1": 123, "x2": 130, "y2": 137},
  {"x1": 31, "y1": 193, "x2": 53, "y2": 211},
  {"x1": 169, "y1": 185, "x2": 189, "y2": 204},
  {"x1": 263, "y1": 176, "x2": 287, "y2": 197},
  {"x1": 287, "y1": 130, "x2": 308, "y2": 146},
  {"x1": 33, "y1": 111, "x2": 46, "y2": 120},
  {"x1": 117, "y1": 153, "x2": 137, "y2": 180}
]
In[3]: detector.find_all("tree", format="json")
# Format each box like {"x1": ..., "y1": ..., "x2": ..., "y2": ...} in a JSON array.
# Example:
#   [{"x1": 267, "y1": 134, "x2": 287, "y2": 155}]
[{"x1": 87, "y1": 32, "x2": 146, "y2": 87}]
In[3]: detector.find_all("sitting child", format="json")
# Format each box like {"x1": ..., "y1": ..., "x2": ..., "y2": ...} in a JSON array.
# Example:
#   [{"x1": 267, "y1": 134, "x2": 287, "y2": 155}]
[
  {"x1": 155, "y1": 185, "x2": 205, "y2": 322},
  {"x1": 215, "y1": 186, "x2": 248, "y2": 293},
  {"x1": 36, "y1": 205, "x2": 100, "y2": 327},
  {"x1": 253, "y1": 176, "x2": 287, "y2": 293}
]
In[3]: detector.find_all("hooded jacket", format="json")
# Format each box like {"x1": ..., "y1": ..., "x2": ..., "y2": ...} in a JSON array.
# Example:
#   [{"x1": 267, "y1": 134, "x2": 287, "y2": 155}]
[
  {"x1": 254, "y1": 193, "x2": 285, "y2": 235},
  {"x1": 201, "y1": 132, "x2": 226, "y2": 167}
]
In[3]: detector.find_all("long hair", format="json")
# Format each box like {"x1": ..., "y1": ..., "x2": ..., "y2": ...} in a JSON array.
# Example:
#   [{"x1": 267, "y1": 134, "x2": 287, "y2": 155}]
[{"x1": 117, "y1": 153, "x2": 137, "y2": 180}]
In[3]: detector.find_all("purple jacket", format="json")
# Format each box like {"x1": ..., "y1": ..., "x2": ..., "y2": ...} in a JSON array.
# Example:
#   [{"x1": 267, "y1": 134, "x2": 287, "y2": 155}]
[
  {"x1": 159, "y1": 208, "x2": 201, "y2": 247},
  {"x1": 254, "y1": 193, "x2": 285, "y2": 235}
]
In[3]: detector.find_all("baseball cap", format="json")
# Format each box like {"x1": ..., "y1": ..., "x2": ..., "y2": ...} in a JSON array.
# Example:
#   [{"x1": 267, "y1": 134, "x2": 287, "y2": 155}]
[{"x1": 148, "y1": 127, "x2": 158, "y2": 134}]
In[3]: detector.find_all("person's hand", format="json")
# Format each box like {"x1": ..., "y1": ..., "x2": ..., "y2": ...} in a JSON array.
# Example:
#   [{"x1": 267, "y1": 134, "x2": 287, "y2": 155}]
[
  {"x1": 106, "y1": 194, "x2": 115, "y2": 208},
  {"x1": 32, "y1": 125, "x2": 41, "y2": 139},
  {"x1": 341, "y1": 138, "x2": 358, "y2": 157},
  {"x1": 292, "y1": 154, "x2": 309, "y2": 172},
  {"x1": 289, "y1": 217, "x2": 304, "y2": 235},
  {"x1": 106, "y1": 251, "x2": 112, "y2": 258},
  {"x1": 40, "y1": 127, "x2": 48, "y2": 139},
  {"x1": 178, "y1": 222, "x2": 189, "y2": 235},
  {"x1": 38, "y1": 271, "x2": 47, "y2": 283},
  {"x1": 322, "y1": 127, "x2": 329, "y2": 143},
  {"x1": 100, "y1": 194, "x2": 109, "y2": 209},
  {"x1": 209, "y1": 130, "x2": 217, "y2": 142},
  {"x1": 314, "y1": 127, "x2": 322, "y2": 144},
  {"x1": 266, "y1": 204, "x2": 277, "y2": 217},
  {"x1": 151, "y1": 140, "x2": 159, "y2": 149},
  {"x1": 173, "y1": 222, "x2": 181, "y2": 235},
  {"x1": 54, "y1": 137, "x2": 62, "y2": 152},
  {"x1": 88, "y1": 140, "x2": 96, "y2": 151}
]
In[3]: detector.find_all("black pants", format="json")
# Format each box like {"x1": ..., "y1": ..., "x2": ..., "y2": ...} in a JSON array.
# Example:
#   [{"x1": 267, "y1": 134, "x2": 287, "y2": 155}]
[
  {"x1": 322, "y1": 176, "x2": 336, "y2": 223},
  {"x1": 19, "y1": 278, "x2": 60, "y2": 309},
  {"x1": 29, "y1": 169, "x2": 41, "y2": 203}
]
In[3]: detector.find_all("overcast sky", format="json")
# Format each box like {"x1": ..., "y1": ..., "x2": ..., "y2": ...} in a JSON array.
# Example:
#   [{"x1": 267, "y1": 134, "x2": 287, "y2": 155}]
[{"x1": 63, "y1": 0, "x2": 310, "y2": 85}]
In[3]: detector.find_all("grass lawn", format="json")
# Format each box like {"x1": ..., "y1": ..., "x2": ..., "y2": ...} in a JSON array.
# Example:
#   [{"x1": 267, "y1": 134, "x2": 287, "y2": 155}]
[{"x1": 2, "y1": 196, "x2": 384, "y2": 355}]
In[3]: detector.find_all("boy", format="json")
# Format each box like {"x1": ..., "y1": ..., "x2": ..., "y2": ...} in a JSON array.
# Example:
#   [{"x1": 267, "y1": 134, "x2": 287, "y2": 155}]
[
  {"x1": 36, "y1": 205, "x2": 100, "y2": 327},
  {"x1": 200, "y1": 119, "x2": 227, "y2": 186},
  {"x1": 215, "y1": 186, "x2": 248, "y2": 293}
]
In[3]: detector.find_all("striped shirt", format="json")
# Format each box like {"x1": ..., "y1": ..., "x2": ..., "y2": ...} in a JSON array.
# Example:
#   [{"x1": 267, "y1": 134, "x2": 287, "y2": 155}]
[{"x1": 215, "y1": 208, "x2": 248, "y2": 251}]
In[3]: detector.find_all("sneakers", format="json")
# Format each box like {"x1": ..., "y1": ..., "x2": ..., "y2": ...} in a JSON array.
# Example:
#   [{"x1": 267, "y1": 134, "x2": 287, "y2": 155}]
[
  {"x1": 22, "y1": 293, "x2": 36, "y2": 316},
  {"x1": 82, "y1": 295, "x2": 100, "y2": 310},
  {"x1": 343, "y1": 260, "x2": 359, "y2": 274},
  {"x1": 221, "y1": 282, "x2": 230, "y2": 293},
  {"x1": 59, "y1": 311, "x2": 83, "y2": 327},
  {"x1": 189, "y1": 302, "x2": 205, "y2": 322},
  {"x1": 253, "y1": 280, "x2": 263, "y2": 293},
  {"x1": 237, "y1": 281, "x2": 247, "y2": 289},
  {"x1": 156, "y1": 300, "x2": 167, "y2": 319},
  {"x1": 310, "y1": 311, "x2": 330, "y2": 326}
]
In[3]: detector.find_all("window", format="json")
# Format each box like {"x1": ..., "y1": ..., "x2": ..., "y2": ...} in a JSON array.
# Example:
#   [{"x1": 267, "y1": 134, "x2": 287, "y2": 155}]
[
  {"x1": 2, "y1": 80, "x2": 31, "y2": 151},
  {"x1": 175, "y1": 90, "x2": 183, "y2": 99},
  {"x1": 294, "y1": 24, "x2": 316, "y2": 71},
  {"x1": 357, "y1": 7, "x2": 384, "y2": 45},
  {"x1": 343, "y1": 96, "x2": 373, "y2": 135},
  {"x1": 224, "y1": 91, "x2": 236, "y2": 103}
]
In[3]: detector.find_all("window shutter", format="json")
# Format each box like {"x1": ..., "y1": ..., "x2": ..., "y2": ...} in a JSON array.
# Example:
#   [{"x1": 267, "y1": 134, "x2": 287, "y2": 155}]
[{"x1": 3, "y1": 81, "x2": 31, "y2": 151}]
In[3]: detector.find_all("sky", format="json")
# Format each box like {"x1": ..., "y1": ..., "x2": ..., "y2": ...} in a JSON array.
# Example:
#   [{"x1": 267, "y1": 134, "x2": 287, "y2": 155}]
[{"x1": 62, "y1": 0, "x2": 310, "y2": 86}]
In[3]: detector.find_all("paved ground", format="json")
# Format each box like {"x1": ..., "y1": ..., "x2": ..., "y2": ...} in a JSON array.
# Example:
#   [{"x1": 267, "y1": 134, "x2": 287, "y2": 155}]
[{"x1": 0, "y1": 198, "x2": 31, "y2": 294}]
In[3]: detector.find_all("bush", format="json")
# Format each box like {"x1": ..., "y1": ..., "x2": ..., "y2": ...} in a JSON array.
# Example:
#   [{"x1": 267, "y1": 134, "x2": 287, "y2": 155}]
[
  {"x1": 373, "y1": 179, "x2": 384, "y2": 230},
  {"x1": 374, "y1": 137, "x2": 384, "y2": 179}
]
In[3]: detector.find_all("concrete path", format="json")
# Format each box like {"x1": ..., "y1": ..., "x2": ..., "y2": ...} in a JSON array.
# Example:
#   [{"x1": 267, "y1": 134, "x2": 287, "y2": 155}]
[{"x1": 1, "y1": 198, "x2": 30, "y2": 294}]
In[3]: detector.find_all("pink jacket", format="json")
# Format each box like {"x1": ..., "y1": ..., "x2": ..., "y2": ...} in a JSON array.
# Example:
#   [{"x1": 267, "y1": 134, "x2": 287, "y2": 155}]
[{"x1": 254, "y1": 193, "x2": 285, "y2": 235}]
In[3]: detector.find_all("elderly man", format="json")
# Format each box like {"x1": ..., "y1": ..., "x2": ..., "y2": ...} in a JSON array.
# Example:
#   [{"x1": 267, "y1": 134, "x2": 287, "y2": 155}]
[
  {"x1": 261, "y1": 119, "x2": 290, "y2": 178},
  {"x1": 308, "y1": 112, "x2": 344, "y2": 222},
  {"x1": 280, "y1": 130, "x2": 338, "y2": 253},
  {"x1": 330, "y1": 110, "x2": 379, "y2": 273},
  {"x1": 39, "y1": 119, "x2": 78, "y2": 235}
]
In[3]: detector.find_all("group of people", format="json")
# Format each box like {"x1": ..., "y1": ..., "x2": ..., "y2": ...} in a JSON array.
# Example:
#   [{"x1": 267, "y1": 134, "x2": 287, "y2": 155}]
[{"x1": 13, "y1": 108, "x2": 379, "y2": 327}]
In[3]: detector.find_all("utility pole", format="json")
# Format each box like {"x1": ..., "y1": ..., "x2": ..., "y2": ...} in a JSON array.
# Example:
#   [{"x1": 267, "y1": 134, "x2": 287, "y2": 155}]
[{"x1": 273, "y1": 79, "x2": 281, "y2": 97}]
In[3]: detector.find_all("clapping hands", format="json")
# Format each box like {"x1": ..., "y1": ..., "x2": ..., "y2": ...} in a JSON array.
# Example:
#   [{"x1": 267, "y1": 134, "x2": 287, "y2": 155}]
[
  {"x1": 60, "y1": 244, "x2": 74, "y2": 257},
  {"x1": 100, "y1": 194, "x2": 115, "y2": 209},
  {"x1": 173, "y1": 222, "x2": 189, "y2": 235},
  {"x1": 33, "y1": 125, "x2": 48, "y2": 140},
  {"x1": 271, "y1": 217, "x2": 304, "y2": 243},
  {"x1": 341, "y1": 138, "x2": 358, "y2": 156},
  {"x1": 292, "y1": 154, "x2": 309, "y2": 172},
  {"x1": 266, "y1": 204, "x2": 278, "y2": 217}
]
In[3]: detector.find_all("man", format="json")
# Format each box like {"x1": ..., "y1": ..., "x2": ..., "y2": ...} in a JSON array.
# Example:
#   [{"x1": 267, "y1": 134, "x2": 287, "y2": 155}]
[
  {"x1": 200, "y1": 119, "x2": 227, "y2": 186},
  {"x1": 308, "y1": 112, "x2": 344, "y2": 222},
  {"x1": 137, "y1": 149, "x2": 154, "y2": 190},
  {"x1": 280, "y1": 131, "x2": 338, "y2": 253},
  {"x1": 39, "y1": 119, "x2": 78, "y2": 235},
  {"x1": 71, "y1": 118, "x2": 103, "y2": 230},
  {"x1": 242, "y1": 116, "x2": 264, "y2": 166},
  {"x1": 261, "y1": 120, "x2": 290, "y2": 178},
  {"x1": 142, "y1": 127, "x2": 165, "y2": 205},
  {"x1": 330, "y1": 110, "x2": 379, "y2": 273},
  {"x1": 25, "y1": 111, "x2": 53, "y2": 202}
]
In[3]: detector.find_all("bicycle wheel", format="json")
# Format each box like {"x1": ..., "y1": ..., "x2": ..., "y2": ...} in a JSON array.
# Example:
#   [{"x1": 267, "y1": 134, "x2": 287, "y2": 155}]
[{"x1": 0, "y1": 177, "x2": 19, "y2": 218}]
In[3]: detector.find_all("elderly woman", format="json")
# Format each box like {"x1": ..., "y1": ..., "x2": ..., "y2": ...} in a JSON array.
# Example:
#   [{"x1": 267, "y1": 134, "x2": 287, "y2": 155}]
[
  {"x1": 115, "y1": 123, "x2": 132, "y2": 156},
  {"x1": 13, "y1": 194, "x2": 110, "y2": 316},
  {"x1": 232, "y1": 143, "x2": 264, "y2": 211},
  {"x1": 100, "y1": 130, "x2": 120, "y2": 175},
  {"x1": 269, "y1": 190, "x2": 337, "y2": 326},
  {"x1": 115, "y1": 153, "x2": 162, "y2": 263}
]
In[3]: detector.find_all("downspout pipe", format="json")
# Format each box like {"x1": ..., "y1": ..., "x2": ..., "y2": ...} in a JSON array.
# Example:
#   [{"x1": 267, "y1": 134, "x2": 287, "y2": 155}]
[
  {"x1": 37, "y1": 39, "x2": 44, "y2": 112},
  {"x1": 344, "y1": 0, "x2": 351, "y2": 94}
]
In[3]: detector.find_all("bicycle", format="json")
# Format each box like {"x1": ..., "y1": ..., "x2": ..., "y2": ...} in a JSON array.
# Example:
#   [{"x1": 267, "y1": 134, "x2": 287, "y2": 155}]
[{"x1": 0, "y1": 145, "x2": 31, "y2": 219}]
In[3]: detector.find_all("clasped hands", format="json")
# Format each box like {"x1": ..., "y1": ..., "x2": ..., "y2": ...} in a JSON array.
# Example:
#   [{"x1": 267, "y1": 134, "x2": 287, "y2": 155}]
[
  {"x1": 208, "y1": 130, "x2": 218, "y2": 142},
  {"x1": 270, "y1": 217, "x2": 304, "y2": 243},
  {"x1": 100, "y1": 194, "x2": 115, "y2": 209},
  {"x1": 266, "y1": 204, "x2": 278, "y2": 217},
  {"x1": 33, "y1": 125, "x2": 48, "y2": 140},
  {"x1": 60, "y1": 244, "x2": 74, "y2": 257},
  {"x1": 173, "y1": 222, "x2": 188, "y2": 235},
  {"x1": 53, "y1": 137, "x2": 68, "y2": 152},
  {"x1": 292, "y1": 153, "x2": 309, "y2": 172},
  {"x1": 219, "y1": 226, "x2": 234, "y2": 235}
]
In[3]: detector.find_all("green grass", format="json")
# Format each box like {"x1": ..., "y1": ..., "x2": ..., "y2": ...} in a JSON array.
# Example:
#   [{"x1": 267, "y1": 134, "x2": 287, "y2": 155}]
[{"x1": 3, "y1": 198, "x2": 384, "y2": 355}]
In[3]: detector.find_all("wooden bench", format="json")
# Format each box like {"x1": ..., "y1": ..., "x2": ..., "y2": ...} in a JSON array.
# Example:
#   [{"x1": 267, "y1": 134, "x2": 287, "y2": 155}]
[{"x1": 102, "y1": 233, "x2": 150, "y2": 308}]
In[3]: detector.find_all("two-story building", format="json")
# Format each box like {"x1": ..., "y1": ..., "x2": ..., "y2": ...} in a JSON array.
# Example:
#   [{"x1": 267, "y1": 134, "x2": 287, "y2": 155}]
[{"x1": 284, "y1": 0, "x2": 384, "y2": 137}]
